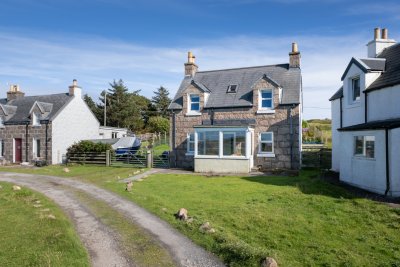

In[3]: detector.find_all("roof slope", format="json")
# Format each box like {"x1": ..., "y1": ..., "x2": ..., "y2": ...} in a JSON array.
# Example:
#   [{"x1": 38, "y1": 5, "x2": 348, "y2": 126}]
[
  {"x1": 1, "y1": 93, "x2": 72, "y2": 124},
  {"x1": 169, "y1": 64, "x2": 301, "y2": 110},
  {"x1": 367, "y1": 43, "x2": 400, "y2": 91},
  {"x1": 329, "y1": 86, "x2": 343, "y2": 101}
]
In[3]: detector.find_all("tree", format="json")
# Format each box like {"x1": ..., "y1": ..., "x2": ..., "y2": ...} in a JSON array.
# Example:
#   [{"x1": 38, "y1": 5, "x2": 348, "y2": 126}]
[
  {"x1": 98, "y1": 79, "x2": 149, "y2": 132},
  {"x1": 146, "y1": 116, "x2": 169, "y2": 133},
  {"x1": 83, "y1": 94, "x2": 101, "y2": 121},
  {"x1": 151, "y1": 86, "x2": 171, "y2": 118}
]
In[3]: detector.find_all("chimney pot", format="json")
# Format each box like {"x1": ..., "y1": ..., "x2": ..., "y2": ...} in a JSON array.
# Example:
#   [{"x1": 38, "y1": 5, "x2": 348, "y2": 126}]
[
  {"x1": 292, "y1": 42, "x2": 298, "y2": 53},
  {"x1": 184, "y1": 51, "x2": 198, "y2": 77},
  {"x1": 73, "y1": 79, "x2": 77, "y2": 86},
  {"x1": 7, "y1": 84, "x2": 25, "y2": 101},
  {"x1": 382, "y1": 28, "x2": 388, "y2": 39},
  {"x1": 374, "y1": 27, "x2": 380, "y2": 39},
  {"x1": 289, "y1": 43, "x2": 300, "y2": 68}
]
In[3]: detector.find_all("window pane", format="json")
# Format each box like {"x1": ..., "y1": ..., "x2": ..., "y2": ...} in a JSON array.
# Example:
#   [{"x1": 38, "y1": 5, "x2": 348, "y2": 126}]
[
  {"x1": 191, "y1": 103, "x2": 200, "y2": 111},
  {"x1": 222, "y1": 132, "x2": 246, "y2": 156},
  {"x1": 223, "y1": 133, "x2": 234, "y2": 156},
  {"x1": 354, "y1": 136, "x2": 364, "y2": 155},
  {"x1": 261, "y1": 143, "x2": 273, "y2": 153},
  {"x1": 352, "y1": 78, "x2": 360, "y2": 101},
  {"x1": 189, "y1": 142, "x2": 194, "y2": 152},
  {"x1": 365, "y1": 136, "x2": 375, "y2": 158},
  {"x1": 262, "y1": 99, "x2": 272, "y2": 108},
  {"x1": 261, "y1": 133, "x2": 272, "y2": 142},
  {"x1": 235, "y1": 132, "x2": 246, "y2": 156},
  {"x1": 190, "y1": 95, "x2": 199, "y2": 102},
  {"x1": 37, "y1": 140, "x2": 41, "y2": 157},
  {"x1": 189, "y1": 133, "x2": 194, "y2": 142},
  {"x1": 198, "y1": 131, "x2": 219, "y2": 156},
  {"x1": 261, "y1": 91, "x2": 272, "y2": 99}
]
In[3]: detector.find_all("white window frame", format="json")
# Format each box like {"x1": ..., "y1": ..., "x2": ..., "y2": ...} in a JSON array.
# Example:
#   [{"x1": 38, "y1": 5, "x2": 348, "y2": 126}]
[
  {"x1": 257, "y1": 132, "x2": 275, "y2": 157},
  {"x1": 222, "y1": 131, "x2": 246, "y2": 157},
  {"x1": 0, "y1": 116, "x2": 4, "y2": 127},
  {"x1": 112, "y1": 132, "x2": 118, "y2": 139},
  {"x1": 350, "y1": 76, "x2": 361, "y2": 103},
  {"x1": 354, "y1": 135, "x2": 375, "y2": 159},
  {"x1": 187, "y1": 94, "x2": 201, "y2": 115},
  {"x1": 32, "y1": 112, "x2": 40, "y2": 126},
  {"x1": 186, "y1": 132, "x2": 195, "y2": 155},
  {"x1": 257, "y1": 89, "x2": 275, "y2": 114}
]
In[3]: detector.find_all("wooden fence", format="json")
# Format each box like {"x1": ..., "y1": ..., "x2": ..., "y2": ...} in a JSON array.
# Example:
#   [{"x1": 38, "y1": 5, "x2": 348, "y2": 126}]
[
  {"x1": 302, "y1": 144, "x2": 332, "y2": 169},
  {"x1": 66, "y1": 152, "x2": 107, "y2": 165}
]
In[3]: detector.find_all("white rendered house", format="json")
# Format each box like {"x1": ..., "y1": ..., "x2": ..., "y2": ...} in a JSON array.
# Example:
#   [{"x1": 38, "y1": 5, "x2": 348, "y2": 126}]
[{"x1": 330, "y1": 28, "x2": 400, "y2": 196}]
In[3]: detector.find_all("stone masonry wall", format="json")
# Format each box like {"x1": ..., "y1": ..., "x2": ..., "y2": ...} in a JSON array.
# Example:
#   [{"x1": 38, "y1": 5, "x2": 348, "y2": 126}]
[
  {"x1": 171, "y1": 78, "x2": 300, "y2": 170},
  {"x1": 0, "y1": 123, "x2": 52, "y2": 164}
]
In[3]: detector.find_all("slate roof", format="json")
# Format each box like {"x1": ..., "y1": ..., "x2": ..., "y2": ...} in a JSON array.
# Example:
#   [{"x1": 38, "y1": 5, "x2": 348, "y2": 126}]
[
  {"x1": 168, "y1": 64, "x2": 301, "y2": 110},
  {"x1": 0, "y1": 93, "x2": 72, "y2": 124},
  {"x1": 338, "y1": 118, "x2": 400, "y2": 131},
  {"x1": 329, "y1": 86, "x2": 343, "y2": 101},
  {"x1": 366, "y1": 43, "x2": 400, "y2": 91},
  {"x1": 341, "y1": 57, "x2": 386, "y2": 81}
]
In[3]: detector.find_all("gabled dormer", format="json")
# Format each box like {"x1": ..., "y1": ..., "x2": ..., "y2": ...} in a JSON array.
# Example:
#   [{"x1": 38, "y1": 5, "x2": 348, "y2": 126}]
[
  {"x1": 183, "y1": 80, "x2": 210, "y2": 116},
  {"x1": 29, "y1": 101, "x2": 53, "y2": 126},
  {"x1": 252, "y1": 74, "x2": 282, "y2": 114},
  {"x1": 0, "y1": 104, "x2": 17, "y2": 127}
]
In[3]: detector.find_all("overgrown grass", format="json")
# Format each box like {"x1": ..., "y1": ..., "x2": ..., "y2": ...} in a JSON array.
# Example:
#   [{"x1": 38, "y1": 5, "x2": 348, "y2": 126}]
[
  {"x1": 0, "y1": 182, "x2": 89, "y2": 267},
  {"x1": 2, "y1": 166, "x2": 400, "y2": 266}
]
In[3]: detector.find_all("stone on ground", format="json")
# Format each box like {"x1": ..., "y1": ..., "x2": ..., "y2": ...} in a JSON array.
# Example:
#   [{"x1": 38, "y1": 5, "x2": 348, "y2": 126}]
[
  {"x1": 47, "y1": 214, "x2": 56, "y2": 220},
  {"x1": 175, "y1": 208, "x2": 188, "y2": 221},
  {"x1": 12, "y1": 185, "x2": 21, "y2": 191},
  {"x1": 260, "y1": 257, "x2": 278, "y2": 267},
  {"x1": 63, "y1": 167, "x2": 70, "y2": 173},
  {"x1": 125, "y1": 181, "x2": 133, "y2": 192}
]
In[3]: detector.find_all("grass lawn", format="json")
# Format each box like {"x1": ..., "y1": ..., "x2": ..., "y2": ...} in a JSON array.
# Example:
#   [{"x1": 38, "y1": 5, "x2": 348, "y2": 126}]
[
  {"x1": 1, "y1": 166, "x2": 400, "y2": 266},
  {"x1": 0, "y1": 182, "x2": 89, "y2": 267}
]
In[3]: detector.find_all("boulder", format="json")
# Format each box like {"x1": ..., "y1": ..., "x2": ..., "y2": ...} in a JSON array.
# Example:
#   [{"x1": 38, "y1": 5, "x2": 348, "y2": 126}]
[
  {"x1": 63, "y1": 167, "x2": 70, "y2": 173},
  {"x1": 175, "y1": 208, "x2": 188, "y2": 221},
  {"x1": 125, "y1": 181, "x2": 133, "y2": 192},
  {"x1": 260, "y1": 257, "x2": 278, "y2": 267},
  {"x1": 47, "y1": 214, "x2": 56, "y2": 220},
  {"x1": 199, "y1": 222, "x2": 211, "y2": 232},
  {"x1": 12, "y1": 185, "x2": 21, "y2": 191}
]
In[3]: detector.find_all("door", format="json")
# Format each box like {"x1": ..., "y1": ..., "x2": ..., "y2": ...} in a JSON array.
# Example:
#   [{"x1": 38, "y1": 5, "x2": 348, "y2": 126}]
[{"x1": 15, "y1": 138, "x2": 22, "y2": 163}]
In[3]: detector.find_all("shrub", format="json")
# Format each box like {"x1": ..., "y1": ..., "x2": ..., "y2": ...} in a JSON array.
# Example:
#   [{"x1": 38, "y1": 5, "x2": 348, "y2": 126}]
[
  {"x1": 146, "y1": 116, "x2": 169, "y2": 133},
  {"x1": 67, "y1": 140, "x2": 113, "y2": 154}
]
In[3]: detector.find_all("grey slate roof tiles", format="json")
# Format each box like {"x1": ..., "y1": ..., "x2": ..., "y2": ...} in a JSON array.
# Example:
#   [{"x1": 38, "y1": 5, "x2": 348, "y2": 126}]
[
  {"x1": 329, "y1": 86, "x2": 343, "y2": 101},
  {"x1": 169, "y1": 64, "x2": 302, "y2": 110},
  {"x1": 1, "y1": 93, "x2": 72, "y2": 124}
]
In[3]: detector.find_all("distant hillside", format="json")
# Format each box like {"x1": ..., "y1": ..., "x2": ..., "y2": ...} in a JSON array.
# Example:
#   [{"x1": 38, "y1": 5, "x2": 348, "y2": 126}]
[
  {"x1": 307, "y1": 119, "x2": 331, "y2": 124},
  {"x1": 302, "y1": 119, "x2": 332, "y2": 147}
]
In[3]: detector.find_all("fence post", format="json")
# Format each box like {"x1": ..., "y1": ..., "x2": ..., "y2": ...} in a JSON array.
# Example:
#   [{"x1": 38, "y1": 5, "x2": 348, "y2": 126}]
[
  {"x1": 147, "y1": 150, "x2": 153, "y2": 168},
  {"x1": 106, "y1": 150, "x2": 110, "y2": 166}
]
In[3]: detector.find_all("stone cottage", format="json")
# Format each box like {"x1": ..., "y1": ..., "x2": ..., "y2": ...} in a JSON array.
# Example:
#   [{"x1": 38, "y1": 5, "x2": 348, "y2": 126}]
[
  {"x1": 168, "y1": 44, "x2": 303, "y2": 173},
  {"x1": 0, "y1": 80, "x2": 101, "y2": 164}
]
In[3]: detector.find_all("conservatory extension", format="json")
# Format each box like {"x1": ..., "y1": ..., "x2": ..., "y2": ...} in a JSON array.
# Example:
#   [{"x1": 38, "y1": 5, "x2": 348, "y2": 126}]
[{"x1": 193, "y1": 126, "x2": 254, "y2": 173}]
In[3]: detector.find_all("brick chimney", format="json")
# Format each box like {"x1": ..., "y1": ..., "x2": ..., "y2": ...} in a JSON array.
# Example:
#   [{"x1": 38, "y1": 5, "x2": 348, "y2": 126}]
[
  {"x1": 184, "y1": 51, "x2": 198, "y2": 77},
  {"x1": 367, "y1": 27, "x2": 396, "y2": 58},
  {"x1": 68, "y1": 79, "x2": 82, "y2": 98},
  {"x1": 289, "y1": 42, "x2": 301, "y2": 68},
  {"x1": 7, "y1": 84, "x2": 25, "y2": 101}
]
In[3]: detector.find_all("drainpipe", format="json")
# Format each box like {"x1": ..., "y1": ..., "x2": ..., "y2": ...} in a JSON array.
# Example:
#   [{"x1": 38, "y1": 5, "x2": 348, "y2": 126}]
[
  {"x1": 45, "y1": 122, "x2": 49, "y2": 163},
  {"x1": 339, "y1": 97, "x2": 343, "y2": 128},
  {"x1": 210, "y1": 108, "x2": 215, "y2": 125},
  {"x1": 172, "y1": 111, "x2": 177, "y2": 167},
  {"x1": 384, "y1": 128, "x2": 390, "y2": 196},
  {"x1": 25, "y1": 123, "x2": 28, "y2": 162},
  {"x1": 364, "y1": 92, "x2": 368, "y2": 123},
  {"x1": 289, "y1": 105, "x2": 294, "y2": 170}
]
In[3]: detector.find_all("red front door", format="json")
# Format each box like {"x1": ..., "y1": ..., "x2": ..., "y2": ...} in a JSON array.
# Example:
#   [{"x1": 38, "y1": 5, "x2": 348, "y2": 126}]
[{"x1": 15, "y1": 138, "x2": 22, "y2": 162}]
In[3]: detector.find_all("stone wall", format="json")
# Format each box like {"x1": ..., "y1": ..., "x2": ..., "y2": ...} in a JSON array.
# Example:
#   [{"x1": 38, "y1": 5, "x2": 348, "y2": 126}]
[
  {"x1": 0, "y1": 123, "x2": 52, "y2": 164},
  {"x1": 170, "y1": 78, "x2": 301, "y2": 170}
]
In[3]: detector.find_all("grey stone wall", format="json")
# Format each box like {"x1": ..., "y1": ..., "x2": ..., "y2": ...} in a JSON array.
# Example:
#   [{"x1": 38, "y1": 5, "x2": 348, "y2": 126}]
[
  {"x1": 170, "y1": 78, "x2": 301, "y2": 170},
  {"x1": 0, "y1": 123, "x2": 52, "y2": 164}
]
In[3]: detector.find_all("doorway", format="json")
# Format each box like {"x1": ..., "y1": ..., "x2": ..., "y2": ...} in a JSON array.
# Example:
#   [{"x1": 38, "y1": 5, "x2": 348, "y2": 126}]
[{"x1": 14, "y1": 138, "x2": 22, "y2": 163}]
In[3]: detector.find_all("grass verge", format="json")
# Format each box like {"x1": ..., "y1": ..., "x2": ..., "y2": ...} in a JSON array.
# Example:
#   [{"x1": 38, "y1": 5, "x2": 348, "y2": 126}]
[{"x1": 0, "y1": 182, "x2": 89, "y2": 267}]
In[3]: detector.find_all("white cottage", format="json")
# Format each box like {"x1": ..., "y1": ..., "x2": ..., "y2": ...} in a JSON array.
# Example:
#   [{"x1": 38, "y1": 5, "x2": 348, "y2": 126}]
[{"x1": 330, "y1": 28, "x2": 400, "y2": 196}]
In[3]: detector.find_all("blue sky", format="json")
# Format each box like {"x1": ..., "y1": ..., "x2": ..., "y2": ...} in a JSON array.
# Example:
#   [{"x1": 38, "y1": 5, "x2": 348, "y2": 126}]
[{"x1": 0, "y1": 0, "x2": 399, "y2": 119}]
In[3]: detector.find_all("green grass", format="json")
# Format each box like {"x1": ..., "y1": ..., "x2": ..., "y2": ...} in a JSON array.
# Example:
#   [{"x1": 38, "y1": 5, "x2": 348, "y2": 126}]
[
  {"x1": 2, "y1": 166, "x2": 400, "y2": 266},
  {"x1": 0, "y1": 182, "x2": 89, "y2": 267}
]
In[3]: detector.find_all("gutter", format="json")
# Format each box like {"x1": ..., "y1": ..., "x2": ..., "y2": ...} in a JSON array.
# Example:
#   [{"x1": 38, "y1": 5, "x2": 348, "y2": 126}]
[
  {"x1": 25, "y1": 123, "x2": 28, "y2": 162},
  {"x1": 385, "y1": 128, "x2": 390, "y2": 196},
  {"x1": 45, "y1": 121, "x2": 49, "y2": 163},
  {"x1": 289, "y1": 104, "x2": 295, "y2": 170},
  {"x1": 364, "y1": 91, "x2": 368, "y2": 123},
  {"x1": 172, "y1": 111, "x2": 177, "y2": 168},
  {"x1": 339, "y1": 97, "x2": 343, "y2": 128}
]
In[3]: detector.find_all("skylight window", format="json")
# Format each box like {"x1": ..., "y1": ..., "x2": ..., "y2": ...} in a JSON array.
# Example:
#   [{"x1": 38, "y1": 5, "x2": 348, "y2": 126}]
[{"x1": 227, "y1": 84, "x2": 238, "y2": 93}]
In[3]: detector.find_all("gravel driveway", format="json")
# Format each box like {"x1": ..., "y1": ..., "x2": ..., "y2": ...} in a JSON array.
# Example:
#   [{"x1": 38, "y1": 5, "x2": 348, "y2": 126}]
[{"x1": 0, "y1": 172, "x2": 225, "y2": 267}]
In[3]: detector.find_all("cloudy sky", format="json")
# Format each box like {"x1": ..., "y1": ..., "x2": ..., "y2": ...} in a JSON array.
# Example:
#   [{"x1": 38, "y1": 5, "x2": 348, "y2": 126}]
[{"x1": 0, "y1": 0, "x2": 399, "y2": 119}]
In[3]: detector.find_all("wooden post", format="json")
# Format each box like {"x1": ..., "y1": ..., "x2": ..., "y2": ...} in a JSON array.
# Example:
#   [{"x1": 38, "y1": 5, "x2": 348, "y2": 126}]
[
  {"x1": 147, "y1": 150, "x2": 153, "y2": 168},
  {"x1": 106, "y1": 150, "x2": 110, "y2": 166},
  {"x1": 164, "y1": 131, "x2": 167, "y2": 144}
]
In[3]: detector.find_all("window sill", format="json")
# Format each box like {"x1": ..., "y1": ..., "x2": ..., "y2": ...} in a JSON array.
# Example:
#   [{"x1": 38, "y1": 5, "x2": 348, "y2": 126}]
[
  {"x1": 185, "y1": 152, "x2": 194, "y2": 156},
  {"x1": 353, "y1": 156, "x2": 375, "y2": 161},
  {"x1": 257, "y1": 153, "x2": 275, "y2": 158},
  {"x1": 256, "y1": 109, "x2": 275, "y2": 114},
  {"x1": 185, "y1": 112, "x2": 201, "y2": 117},
  {"x1": 32, "y1": 125, "x2": 41, "y2": 128}
]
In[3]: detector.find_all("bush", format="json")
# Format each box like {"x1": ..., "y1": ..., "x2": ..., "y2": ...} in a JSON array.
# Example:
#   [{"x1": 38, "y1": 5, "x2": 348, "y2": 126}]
[
  {"x1": 67, "y1": 140, "x2": 113, "y2": 154},
  {"x1": 146, "y1": 116, "x2": 169, "y2": 133}
]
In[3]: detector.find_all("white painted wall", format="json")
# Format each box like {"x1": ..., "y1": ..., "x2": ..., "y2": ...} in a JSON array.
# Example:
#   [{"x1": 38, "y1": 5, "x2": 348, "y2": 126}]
[
  {"x1": 339, "y1": 130, "x2": 387, "y2": 195},
  {"x1": 195, "y1": 158, "x2": 251, "y2": 173},
  {"x1": 99, "y1": 126, "x2": 128, "y2": 139},
  {"x1": 52, "y1": 96, "x2": 100, "y2": 164},
  {"x1": 389, "y1": 128, "x2": 400, "y2": 197},
  {"x1": 331, "y1": 98, "x2": 341, "y2": 171},
  {"x1": 368, "y1": 84, "x2": 400, "y2": 121},
  {"x1": 367, "y1": 39, "x2": 397, "y2": 58},
  {"x1": 342, "y1": 64, "x2": 365, "y2": 127}
]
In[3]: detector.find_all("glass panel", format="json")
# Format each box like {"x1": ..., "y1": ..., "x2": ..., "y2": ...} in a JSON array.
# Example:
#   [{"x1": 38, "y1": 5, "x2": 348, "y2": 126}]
[
  {"x1": 189, "y1": 142, "x2": 194, "y2": 152},
  {"x1": 261, "y1": 91, "x2": 272, "y2": 99},
  {"x1": 261, "y1": 133, "x2": 272, "y2": 142},
  {"x1": 352, "y1": 78, "x2": 360, "y2": 101},
  {"x1": 262, "y1": 99, "x2": 272, "y2": 108},
  {"x1": 198, "y1": 131, "x2": 219, "y2": 156},
  {"x1": 365, "y1": 136, "x2": 375, "y2": 158},
  {"x1": 191, "y1": 103, "x2": 200, "y2": 111},
  {"x1": 261, "y1": 143, "x2": 273, "y2": 153},
  {"x1": 223, "y1": 132, "x2": 246, "y2": 156},
  {"x1": 354, "y1": 136, "x2": 364, "y2": 155},
  {"x1": 190, "y1": 95, "x2": 199, "y2": 102},
  {"x1": 223, "y1": 133, "x2": 234, "y2": 156},
  {"x1": 235, "y1": 132, "x2": 246, "y2": 156}
]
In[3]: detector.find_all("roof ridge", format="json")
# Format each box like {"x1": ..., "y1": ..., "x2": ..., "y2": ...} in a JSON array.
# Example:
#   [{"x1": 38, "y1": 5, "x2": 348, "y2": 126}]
[
  {"x1": 17, "y1": 92, "x2": 69, "y2": 98},
  {"x1": 196, "y1": 63, "x2": 289, "y2": 74}
]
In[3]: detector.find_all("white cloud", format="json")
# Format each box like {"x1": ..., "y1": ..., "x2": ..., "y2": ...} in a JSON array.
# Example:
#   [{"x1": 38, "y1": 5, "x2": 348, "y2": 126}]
[{"x1": 0, "y1": 30, "x2": 373, "y2": 119}]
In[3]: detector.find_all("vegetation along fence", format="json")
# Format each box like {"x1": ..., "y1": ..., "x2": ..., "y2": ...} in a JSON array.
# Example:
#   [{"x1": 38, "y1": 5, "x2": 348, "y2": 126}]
[
  {"x1": 302, "y1": 144, "x2": 332, "y2": 169},
  {"x1": 66, "y1": 152, "x2": 107, "y2": 165}
]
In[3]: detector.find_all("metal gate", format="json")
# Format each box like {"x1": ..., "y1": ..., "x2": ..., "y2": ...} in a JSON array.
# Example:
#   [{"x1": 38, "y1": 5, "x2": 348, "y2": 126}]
[
  {"x1": 152, "y1": 149, "x2": 170, "y2": 168},
  {"x1": 110, "y1": 149, "x2": 147, "y2": 168}
]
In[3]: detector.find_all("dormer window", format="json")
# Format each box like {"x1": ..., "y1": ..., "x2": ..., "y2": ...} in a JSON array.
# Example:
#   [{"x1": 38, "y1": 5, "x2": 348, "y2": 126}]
[
  {"x1": 259, "y1": 89, "x2": 273, "y2": 109},
  {"x1": 32, "y1": 112, "x2": 40, "y2": 126},
  {"x1": 189, "y1": 94, "x2": 200, "y2": 112},
  {"x1": 0, "y1": 116, "x2": 4, "y2": 127},
  {"x1": 351, "y1": 77, "x2": 360, "y2": 102},
  {"x1": 227, "y1": 84, "x2": 238, "y2": 93}
]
